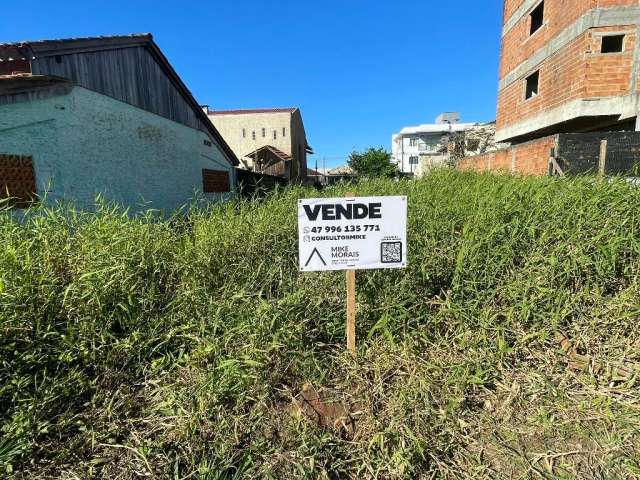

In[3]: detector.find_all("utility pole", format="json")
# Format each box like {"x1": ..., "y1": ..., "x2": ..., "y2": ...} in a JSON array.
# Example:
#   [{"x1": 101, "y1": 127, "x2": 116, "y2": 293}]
[
  {"x1": 323, "y1": 157, "x2": 326, "y2": 185},
  {"x1": 315, "y1": 158, "x2": 318, "y2": 184}
]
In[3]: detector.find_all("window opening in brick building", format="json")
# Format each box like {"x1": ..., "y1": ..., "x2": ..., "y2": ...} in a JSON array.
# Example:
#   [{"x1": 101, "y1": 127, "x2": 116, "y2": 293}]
[
  {"x1": 242, "y1": 128, "x2": 246, "y2": 138},
  {"x1": 283, "y1": 127, "x2": 286, "y2": 137},
  {"x1": 0, "y1": 155, "x2": 37, "y2": 208},
  {"x1": 409, "y1": 156, "x2": 419, "y2": 165},
  {"x1": 525, "y1": 71, "x2": 539, "y2": 99},
  {"x1": 252, "y1": 131, "x2": 256, "y2": 140},
  {"x1": 202, "y1": 169, "x2": 230, "y2": 193},
  {"x1": 530, "y1": 1, "x2": 544, "y2": 35},
  {"x1": 273, "y1": 130, "x2": 277, "y2": 140},
  {"x1": 601, "y1": 35, "x2": 624, "y2": 53},
  {"x1": 262, "y1": 128, "x2": 266, "y2": 138}
]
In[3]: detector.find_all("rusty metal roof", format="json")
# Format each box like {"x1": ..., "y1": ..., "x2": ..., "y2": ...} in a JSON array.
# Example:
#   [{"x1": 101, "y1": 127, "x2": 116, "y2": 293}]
[{"x1": 0, "y1": 43, "x2": 33, "y2": 62}]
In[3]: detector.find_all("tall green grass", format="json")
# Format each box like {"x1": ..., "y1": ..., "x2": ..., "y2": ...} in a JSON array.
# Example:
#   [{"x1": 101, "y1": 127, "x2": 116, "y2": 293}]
[{"x1": 1, "y1": 170, "x2": 640, "y2": 478}]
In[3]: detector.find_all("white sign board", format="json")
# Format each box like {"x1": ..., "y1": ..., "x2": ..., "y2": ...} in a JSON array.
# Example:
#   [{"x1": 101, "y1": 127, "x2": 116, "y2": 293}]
[{"x1": 298, "y1": 195, "x2": 407, "y2": 272}]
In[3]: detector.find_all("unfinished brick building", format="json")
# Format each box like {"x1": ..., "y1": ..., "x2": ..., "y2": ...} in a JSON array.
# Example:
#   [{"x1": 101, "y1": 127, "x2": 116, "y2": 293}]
[{"x1": 460, "y1": 0, "x2": 640, "y2": 175}]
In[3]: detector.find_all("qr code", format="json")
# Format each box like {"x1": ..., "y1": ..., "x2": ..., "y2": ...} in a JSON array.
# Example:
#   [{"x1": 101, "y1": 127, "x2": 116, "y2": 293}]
[{"x1": 381, "y1": 241, "x2": 402, "y2": 263}]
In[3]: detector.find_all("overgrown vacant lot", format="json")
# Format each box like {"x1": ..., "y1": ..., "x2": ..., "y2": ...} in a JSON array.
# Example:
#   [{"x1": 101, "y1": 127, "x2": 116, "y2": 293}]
[{"x1": 2, "y1": 171, "x2": 640, "y2": 479}]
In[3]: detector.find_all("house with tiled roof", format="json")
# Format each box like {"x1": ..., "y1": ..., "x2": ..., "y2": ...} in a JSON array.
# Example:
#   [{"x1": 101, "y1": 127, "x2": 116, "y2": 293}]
[{"x1": 204, "y1": 106, "x2": 313, "y2": 181}]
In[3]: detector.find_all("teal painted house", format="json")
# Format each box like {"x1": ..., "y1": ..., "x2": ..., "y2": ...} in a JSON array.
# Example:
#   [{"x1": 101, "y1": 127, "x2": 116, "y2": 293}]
[{"x1": 0, "y1": 34, "x2": 238, "y2": 212}]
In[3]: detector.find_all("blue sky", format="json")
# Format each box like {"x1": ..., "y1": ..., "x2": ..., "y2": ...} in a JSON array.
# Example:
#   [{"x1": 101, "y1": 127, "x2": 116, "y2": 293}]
[{"x1": 2, "y1": 0, "x2": 504, "y2": 168}]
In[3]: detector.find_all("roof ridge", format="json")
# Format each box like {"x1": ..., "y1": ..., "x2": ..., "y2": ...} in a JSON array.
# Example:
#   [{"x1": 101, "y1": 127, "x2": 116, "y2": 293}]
[
  {"x1": 0, "y1": 33, "x2": 152, "y2": 48},
  {"x1": 208, "y1": 107, "x2": 298, "y2": 115},
  {"x1": 0, "y1": 34, "x2": 154, "y2": 61}
]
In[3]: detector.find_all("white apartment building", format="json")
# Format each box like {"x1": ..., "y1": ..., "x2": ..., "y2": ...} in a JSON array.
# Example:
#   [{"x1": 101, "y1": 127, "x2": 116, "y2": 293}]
[{"x1": 391, "y1": 112, "x2": 477, "y2": 175}]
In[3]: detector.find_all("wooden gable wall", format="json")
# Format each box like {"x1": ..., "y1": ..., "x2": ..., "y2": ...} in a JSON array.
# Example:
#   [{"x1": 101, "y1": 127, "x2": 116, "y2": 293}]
[{"x1": 30, "y1": 46, "x2": 205, "y2": 133}]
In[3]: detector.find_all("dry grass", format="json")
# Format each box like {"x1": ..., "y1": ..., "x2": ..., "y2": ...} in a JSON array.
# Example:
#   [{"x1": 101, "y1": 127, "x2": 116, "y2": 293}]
[{"x1": 1, "y1": 171, "x2": 640, "y2": 478}]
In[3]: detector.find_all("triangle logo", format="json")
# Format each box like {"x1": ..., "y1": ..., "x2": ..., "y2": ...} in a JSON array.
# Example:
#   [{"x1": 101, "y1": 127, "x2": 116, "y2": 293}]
[{"x1": 304, "y1": 247, "x2": 326, "y2": 267}]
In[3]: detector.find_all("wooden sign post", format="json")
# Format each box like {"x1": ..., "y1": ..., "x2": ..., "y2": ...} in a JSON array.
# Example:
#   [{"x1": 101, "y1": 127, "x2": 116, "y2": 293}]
[
  {"x1": 345, "y1": 192, "x2": 357, "y2": 356},
  {"x1": 298, "y1": 194, "x2": 408, "y2": 358},
  {"x1": 346, "y1": 269, "x2": 356, "y2": 357}
]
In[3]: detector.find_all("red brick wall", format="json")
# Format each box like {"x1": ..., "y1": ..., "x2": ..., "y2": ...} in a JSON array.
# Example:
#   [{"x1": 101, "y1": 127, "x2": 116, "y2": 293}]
[
  {"x1": 458, "y1": 150, "x2": 508, "y2": 173},
  {"x1": 458, "y1": 135, "x2": 557, "y2": 176},
  {"x1": 497, "y1": 0, "x2": 638, "y2": 135},
  {"x1": 500, "y1": 0, "x2": 598, "y2": 79},
  {"x1": 498, "y1": 32, "x2": 589, "y2": 130},
  {"x1": 501, "y1": 0, "x2": 637, "y2": 78},
  {"x1": 585, "y1": 27, "x2": 636, "y2": 97},
  {"x1": 503, "y1": 0, "x2": 526, "y2": 24}
]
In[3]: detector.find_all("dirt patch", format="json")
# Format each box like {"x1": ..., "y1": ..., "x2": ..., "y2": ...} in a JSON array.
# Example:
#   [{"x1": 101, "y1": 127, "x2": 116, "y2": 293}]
[{"x1": 293, "y1": 383, "x2": 357, "y2": 437}]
